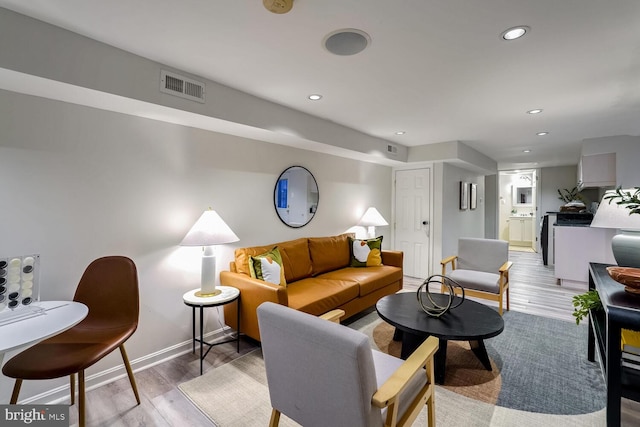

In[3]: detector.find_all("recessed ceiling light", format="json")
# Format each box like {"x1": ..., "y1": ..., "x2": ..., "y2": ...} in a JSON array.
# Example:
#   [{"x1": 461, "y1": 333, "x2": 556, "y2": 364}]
[
  {"x1": 523, "y1": 149, "x2": 532, "y2": 153},
  {"x1": 537, "y1": 132, "x2": 549, "y2": 136},
  {"x1": 501, "y1": 26, "x2": 530, "y2": 41},
  {"x1": 527, "y1": 109, "x2": 543, "y2": 114},
  {"x1": 308, "y1": 94, "x2": 322, "y2": 101},
  {"x1": 395, "y1": 131, "x2": 406, "y2": 135}
]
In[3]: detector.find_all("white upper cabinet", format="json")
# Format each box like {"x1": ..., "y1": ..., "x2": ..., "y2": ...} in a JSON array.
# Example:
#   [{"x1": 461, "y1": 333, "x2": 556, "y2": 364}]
[{"x1": 577, "y1": 152, "x2": 616, "y2": 190}]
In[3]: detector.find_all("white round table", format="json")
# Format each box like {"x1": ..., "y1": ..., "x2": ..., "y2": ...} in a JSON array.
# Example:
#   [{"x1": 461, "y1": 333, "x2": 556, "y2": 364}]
[
  {"x1": 0, "y1": 301, "x2": 88, "y2": 365},
  {"x1": 183, "y1": 286, "x2": 240, "y2": 374}
]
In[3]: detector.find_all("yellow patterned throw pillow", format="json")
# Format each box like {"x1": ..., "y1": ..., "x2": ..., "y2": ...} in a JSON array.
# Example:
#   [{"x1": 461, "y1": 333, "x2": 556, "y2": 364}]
[
  {"x1": 249, "y1": 246, "x2": 287, "y2": 287},
  {"x1": 348, "y1": 236, "x2": 383, "y2": 267}
]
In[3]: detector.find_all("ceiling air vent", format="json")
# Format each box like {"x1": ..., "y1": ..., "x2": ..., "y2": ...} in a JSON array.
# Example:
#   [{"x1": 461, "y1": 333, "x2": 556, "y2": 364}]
[
  {"x1": 387, "y1": 144, "x2": 398, "y2": 155},
  {"x1": 160, "y1": 70, "x2": 205, "y2": 103}
]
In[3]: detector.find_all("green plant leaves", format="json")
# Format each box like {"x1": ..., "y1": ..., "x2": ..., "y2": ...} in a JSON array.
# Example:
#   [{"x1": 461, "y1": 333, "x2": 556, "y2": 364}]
[
  {"x1": 557, "y1": 187, "x2": 584, "y2": 203},
  {"x1": 572, "y1": 290, "x2": 602, "y2": 325},
  {"x1": 603, "y1": 187, "x2": 640, "y2": 215}
]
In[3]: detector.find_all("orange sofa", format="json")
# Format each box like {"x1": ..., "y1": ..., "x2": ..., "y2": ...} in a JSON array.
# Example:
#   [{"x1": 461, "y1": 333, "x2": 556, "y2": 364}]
[{"x1": 221, "y1": 233, "x2": 403, "y2": 341}]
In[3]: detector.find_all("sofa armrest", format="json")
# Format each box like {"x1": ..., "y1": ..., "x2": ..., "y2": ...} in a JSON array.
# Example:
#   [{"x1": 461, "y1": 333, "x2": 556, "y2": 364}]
[
  {"x1": 381, "y1": 250, "x2": 403, "y2": 268},
  {"x1": 220, "y1": 271, "x2": 289, "y2": 341}
]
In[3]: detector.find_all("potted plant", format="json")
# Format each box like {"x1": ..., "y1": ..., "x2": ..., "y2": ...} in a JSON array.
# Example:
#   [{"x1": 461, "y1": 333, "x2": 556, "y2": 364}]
[
  {"x1": 558, "y1": 187, "x2": 586, "y2": 212},
  {"x1": 557, "y1": 187, "x2": 584, "y2": 204},
  {"x1": 572, "y1": 290, "x2": 602, "y2": 325},
  {"x1": 572, "y1": 187, "x2": 640, "y2": 324}
]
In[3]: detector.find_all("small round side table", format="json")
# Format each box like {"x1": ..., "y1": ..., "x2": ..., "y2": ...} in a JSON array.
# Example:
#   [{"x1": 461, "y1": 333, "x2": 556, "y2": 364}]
[{"x1": 183, "y1": 286, "x2": 240, "y2": 375}]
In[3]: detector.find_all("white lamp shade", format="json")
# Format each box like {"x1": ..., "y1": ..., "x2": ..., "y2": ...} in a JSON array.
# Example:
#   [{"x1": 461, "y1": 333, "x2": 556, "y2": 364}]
[
  {"x1": 357, "y1": 207, "x2": 389, "y2": 227},
  {"x1": 180, "y1": 210, "x2": 239, "y2": 246},
  {"x1": 591, "y1": 189, "x2": 640, "y2": 231}
]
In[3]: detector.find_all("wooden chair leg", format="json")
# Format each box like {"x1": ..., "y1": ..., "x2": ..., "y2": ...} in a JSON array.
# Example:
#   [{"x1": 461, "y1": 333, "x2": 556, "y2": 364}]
[
  {"x1": 10, "y1": 379, "x2": 22, "y2": 404},
  {"x1": 427, "y1": 359, "x2": 436, "y2": 427},
  {"x1": 426, "y1": 395, "x2": 435, "y2": 427},
  {"x1": 70, "y1": 374, "x2": 76, "y2": 405},
  {"x1": 78, "y1": 370, "x2": 85, "y2": 427},
  {"x1": 269, "y1": 408, "x2": 281, "y2": 427},
  {"x1": 506, "y1": 286, "x2": 510, "y2": 311},
  {"x1": 119, "y1": 344, "x2": 141, "y2": 405}
]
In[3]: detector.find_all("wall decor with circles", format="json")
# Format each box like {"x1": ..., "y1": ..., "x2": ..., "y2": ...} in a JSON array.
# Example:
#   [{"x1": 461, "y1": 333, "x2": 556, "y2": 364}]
[{"x1": 0, "y1": 254, "x2": 40, "y2": 312}]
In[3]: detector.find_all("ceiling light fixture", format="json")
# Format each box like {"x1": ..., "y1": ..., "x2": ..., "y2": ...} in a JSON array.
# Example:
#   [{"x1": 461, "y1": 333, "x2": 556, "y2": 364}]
[
  {"x1": 501, "y1": 26, "x2": 530, "y2": 41},
  {"x1": 308, "y1": 94, "x2": 322, "y2": 101},
  {"x1": 537, "y1": 132, "x2": 549, "y2": 136},
  {"x1": 263, "y1": 0, "x2": 294, "y2": 14},
  {"x1": 523, "y1": 149, "x2": 532, "y2": 153},
  {"x1": 395, "y1": 131, "x2": 405, "y2": 135},
  {"x1": 527, "y1": 109, "x2": 543, "y2": 114}
]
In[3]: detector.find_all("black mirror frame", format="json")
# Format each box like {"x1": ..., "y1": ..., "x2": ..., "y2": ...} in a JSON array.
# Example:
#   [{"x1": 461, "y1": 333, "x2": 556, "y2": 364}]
[{"x1": 273, "y1": 166, "x2": 319, "y2": 228}]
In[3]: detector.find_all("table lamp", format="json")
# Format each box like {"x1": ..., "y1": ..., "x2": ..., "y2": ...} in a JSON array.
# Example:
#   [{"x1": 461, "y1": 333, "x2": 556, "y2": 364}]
[
  {"x1": 358, "y1": 207, "x2": 388, "y2": 239},
  {"x1": 180, "y1": 209, "x2": 239, "y2": 297},
  {"x1": 591, "y1": 189, "x2": 640, "y2": 268}
]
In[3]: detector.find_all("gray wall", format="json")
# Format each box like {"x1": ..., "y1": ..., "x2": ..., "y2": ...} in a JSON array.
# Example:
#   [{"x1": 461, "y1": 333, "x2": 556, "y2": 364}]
[
  {"x1": 484, "y1": 174, "x2": 498, "y2": 239},
  {"x1": 0, "y1": 90, "x2": 392, "y2": 402},
  {"x1": 439, "y1": 163, "x2": 485, "y2": 260},
  {"x1": 539, "y1": 166, "x2": 579, "y2": 215}
]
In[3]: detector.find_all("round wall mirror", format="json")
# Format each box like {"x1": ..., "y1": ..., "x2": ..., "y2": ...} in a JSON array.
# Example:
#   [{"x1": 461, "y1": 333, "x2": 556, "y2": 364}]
[{"x1": 274, "y1": 166, "x2": 319, "y2": 228}]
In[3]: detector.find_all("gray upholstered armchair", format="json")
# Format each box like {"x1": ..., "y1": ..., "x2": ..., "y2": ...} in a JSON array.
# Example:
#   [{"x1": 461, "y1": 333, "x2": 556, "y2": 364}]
[
  {"x1": 440, "y1": 237, "x2": 512, "y2": 315},
  {"x1": 257, "y1": 302, "x2": 438, "y2": 427}
]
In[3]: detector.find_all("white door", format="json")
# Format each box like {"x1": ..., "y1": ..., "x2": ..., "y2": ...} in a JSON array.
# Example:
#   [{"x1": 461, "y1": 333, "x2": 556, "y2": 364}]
[{"x1": 394, "y1": 168, "x2": 431, "y2": 279}]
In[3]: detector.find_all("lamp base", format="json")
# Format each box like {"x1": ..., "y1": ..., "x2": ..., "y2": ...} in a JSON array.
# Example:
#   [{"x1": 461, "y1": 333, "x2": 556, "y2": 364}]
[
  {"x1": 195, "y1": 289, "x2": 222, "y2": 298},
  {"x1": 612, "y1": 230, "x2": 640, "y2": 268}
]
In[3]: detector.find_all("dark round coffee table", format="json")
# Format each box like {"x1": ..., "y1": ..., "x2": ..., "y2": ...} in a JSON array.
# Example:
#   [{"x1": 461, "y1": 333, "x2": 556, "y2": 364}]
[{"x1": 376, "y1": 292, "x2": 504, "y2": 384}]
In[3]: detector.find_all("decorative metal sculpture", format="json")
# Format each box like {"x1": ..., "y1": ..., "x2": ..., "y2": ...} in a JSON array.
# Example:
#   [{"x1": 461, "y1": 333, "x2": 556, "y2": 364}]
[{"x1": 416, "y1": 274, "x2": 465, "y2": 318}]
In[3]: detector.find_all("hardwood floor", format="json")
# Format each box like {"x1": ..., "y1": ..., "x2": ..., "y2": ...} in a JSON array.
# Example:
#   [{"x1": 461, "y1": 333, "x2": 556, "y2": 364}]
[{"x1": 63, "y1": 250, "x2": 639, "y2": 425}]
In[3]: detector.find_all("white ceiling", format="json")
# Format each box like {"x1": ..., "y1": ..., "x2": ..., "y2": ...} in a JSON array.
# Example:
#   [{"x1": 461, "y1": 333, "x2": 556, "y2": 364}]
[{"x1": 1, "y1": 0, "x2": 639, "y2": 170}]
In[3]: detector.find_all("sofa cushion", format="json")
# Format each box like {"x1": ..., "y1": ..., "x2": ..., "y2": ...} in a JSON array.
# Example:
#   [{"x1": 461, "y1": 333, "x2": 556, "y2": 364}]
[
  {"x1": 448, "y1": 269, "x2": 500, "y2": 293},
  {"x1": 287, "y1": 278, "x2": 359, "y2": 315},
  {"x1": 308, "y1": 233, "x2": 353, "y2": 276},
  {"x1": 278, "y1": 238, "x2": 313, "y2": 282},
  {"x1": 235, "y1": 244, "x2": 279, "y2": 277},
  {"x1": 349, "y1": 236, "x2": 383, "y2": 267},
  {"x1": 249, "y1": 247, "x2": 286, "y2": 287},
  {"x1": 318, "y1": 266, "x2": 403, "y2": 296},
  {"x1": 234, "y1": 237, "x2": 312, "y2": 283}
]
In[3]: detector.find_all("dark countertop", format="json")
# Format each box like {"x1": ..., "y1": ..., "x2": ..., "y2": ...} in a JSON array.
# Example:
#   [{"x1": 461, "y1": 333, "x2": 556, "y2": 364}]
[{"x1": 553, "y1": 223, "x2": 592, "y2": 227}]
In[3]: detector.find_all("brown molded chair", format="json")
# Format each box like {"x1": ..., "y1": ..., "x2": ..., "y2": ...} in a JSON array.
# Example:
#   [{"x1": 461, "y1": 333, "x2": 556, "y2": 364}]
[{"x1": 2, "y1": 256, "x2": 140, "y2": 427}]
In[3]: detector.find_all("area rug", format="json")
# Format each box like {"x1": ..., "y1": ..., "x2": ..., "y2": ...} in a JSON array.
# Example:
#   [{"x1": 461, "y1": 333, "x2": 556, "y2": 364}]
[
  {"x1": 360, "y1": 310, "x2": 606, "y2": 415},
  {"x1": 179, "y1": 310, "x2": 606, "y2": 427}
]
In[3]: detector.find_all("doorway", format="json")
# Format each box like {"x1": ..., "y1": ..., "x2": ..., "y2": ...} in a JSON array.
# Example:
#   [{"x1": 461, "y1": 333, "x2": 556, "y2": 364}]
[
  {"x1": 498, "y1": 170, "x2": 538, "y2": 252},
  {"x1": 394, "y1": 168, "x2": 431, "y2": 278}
]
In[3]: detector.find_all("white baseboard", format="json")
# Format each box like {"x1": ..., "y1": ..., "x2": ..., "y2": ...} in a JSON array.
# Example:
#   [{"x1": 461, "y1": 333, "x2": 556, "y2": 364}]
[{"x1": 17, "y1": 327, "x2": 231, "y2": 405}]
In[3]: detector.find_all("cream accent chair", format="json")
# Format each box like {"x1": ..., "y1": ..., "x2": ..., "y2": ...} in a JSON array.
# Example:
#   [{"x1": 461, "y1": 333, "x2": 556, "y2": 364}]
[
  {"x1": 441, "y1": 238, "x2": 512, "y2": 315},
  {"x1": 257, "y1": 302, "x2": 438, "y2": 427}
]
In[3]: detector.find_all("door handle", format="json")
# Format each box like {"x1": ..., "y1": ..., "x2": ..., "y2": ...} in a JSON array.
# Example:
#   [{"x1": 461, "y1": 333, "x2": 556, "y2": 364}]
[{"x1": 422, "y1": 220, "x2": 430, "y2": 238}]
